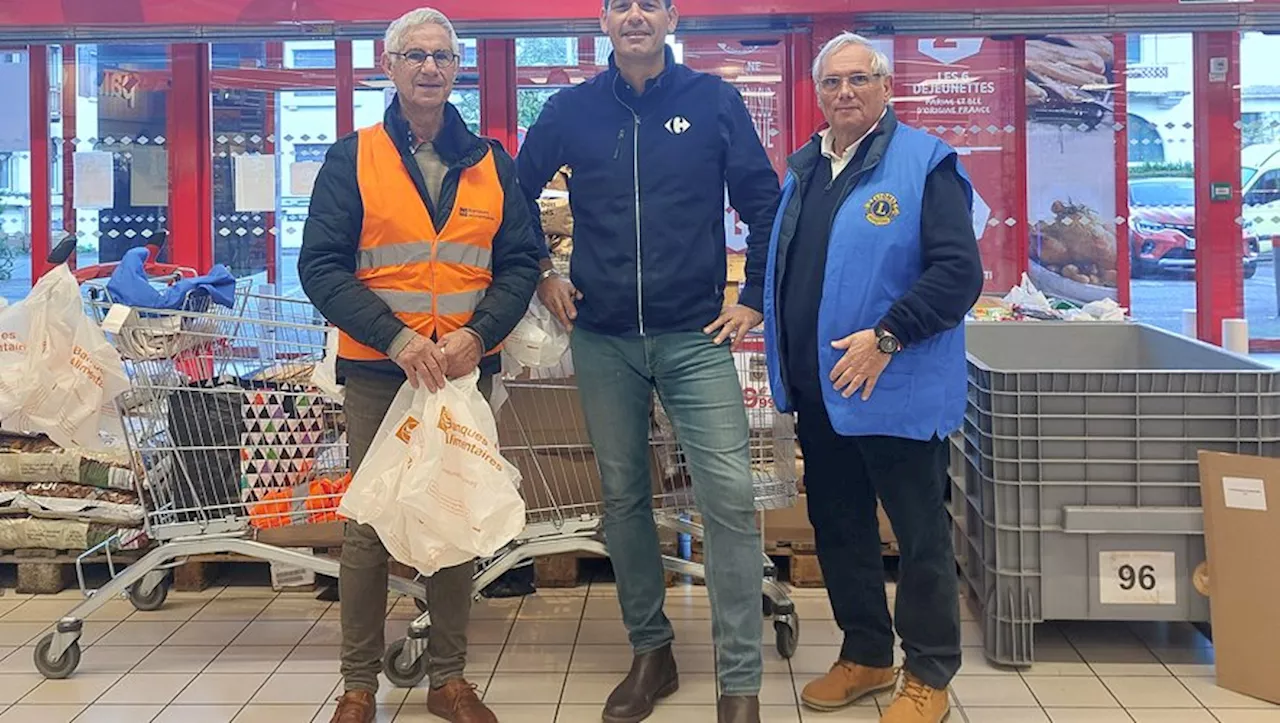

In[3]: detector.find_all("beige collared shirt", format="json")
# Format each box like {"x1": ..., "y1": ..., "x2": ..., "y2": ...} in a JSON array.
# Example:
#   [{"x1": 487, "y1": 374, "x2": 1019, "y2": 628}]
[{"x1": 819, "y1": 108, "x2": 888, "y2": 179}]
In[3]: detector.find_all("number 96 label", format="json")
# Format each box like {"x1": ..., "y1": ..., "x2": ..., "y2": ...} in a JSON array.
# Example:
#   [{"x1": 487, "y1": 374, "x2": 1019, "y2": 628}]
[{"x1": 1098, "y1": 551, "x2": 1178, "y2": 606}]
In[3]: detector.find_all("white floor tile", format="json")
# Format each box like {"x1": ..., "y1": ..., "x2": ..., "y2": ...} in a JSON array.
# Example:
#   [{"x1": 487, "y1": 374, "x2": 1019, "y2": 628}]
[
  {"x1": 1044, "y1": 709, "x2": 1136, "y2": 723},
  {"x1": 0, "y1": 704, "x2": 86, "y2": 722},
  {"x1": 1211, "y1": 712, "x2": 1280, "y2": 722},
  {"x1": 21, "y1": 673, "x2": 123, "y2": 704},
  {"x1": 0, "y1": 673, "x2": 46, "y2": 704},
  {"x1": 205, "y1": 645, "x2": 293, "y2": 674},
  {"x1": 507, "y1": 619, "x2": 579, "y2": 646},
  {"x1": 232, "y1": 704, "x2": 325, "y2": 723},
  {"x1": 1102, "y1": 676, "x2": 1203, "y2": 708},
  {"x1": 950, "y1": 676, "x2": 1038, "y2": 708},
  {"x1": 72, "y1": 703, "x2": 166, "y2": 722},
  {"x1": 567, "y1": 644, "x2": 633, "y2": 673},
  {"x1": 575, "y1": 619, "x2": 629, "y2": 646},
  {"x1": 1127, "y1": 710, "x2": 1218, "y2": 723},
  {"x1": 797, "y1": 706, "x2": 881, "y2": 721},
  {"x1": 168, "y1": 622, "x2": 251, "y2": 648},
  {"x1": 232, "y1": 621, "x2": 315, "y2": 648},
  {"x1": 192, "y1": 598, "x2": 273, "y2": 622},
  {"x1": 97, "y1": 672, "x2": 196, "y2": 705},
  {"x1": 471, "y1": 704, "x2": 558, "y2": 723},
  {"x1": 96, "y1": 621, "x2": 183, "y2": 647},
  {"x1": 135, "y1": 645, "x2": 225, "y2": 674},
  {"x1": 71, "y1": 645, "x2": 154, "y2": 674},
  {"x1": 1024, "y1": 676, "x2": 1121, "y2": 708},
  {"x1": 250, "y1": 673, "x2": 340, "y2": 705},
  {"x1": 173, "y1": 672, "x2": 270, "y2": 706},
  {"x1": 482, "y1": 671, "x2": 565, "y2": 704},
  {"x1": 494, "y1": 643, "x2": 574, "y2": 673},
  {"x1": 153, "y1": 705, "x2": 241, "y2": 723},
  {"x1": 962, "y1": 708, "x2": 1052, "y2": 722}
]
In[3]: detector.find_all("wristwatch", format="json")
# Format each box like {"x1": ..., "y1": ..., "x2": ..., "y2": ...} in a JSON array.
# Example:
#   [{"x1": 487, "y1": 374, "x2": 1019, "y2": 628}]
[
  {"x1": 539, "y1": 268, "x2": 559, "y2": 282},
  {"x1": 875, "y1": 326, "x2": 902, "y2": 355}
]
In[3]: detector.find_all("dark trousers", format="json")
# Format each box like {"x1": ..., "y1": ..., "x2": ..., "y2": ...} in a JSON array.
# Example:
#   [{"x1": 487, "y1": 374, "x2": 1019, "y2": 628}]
[{"x1": 795, "y1": 397, "x2": 961, "y2": 689}]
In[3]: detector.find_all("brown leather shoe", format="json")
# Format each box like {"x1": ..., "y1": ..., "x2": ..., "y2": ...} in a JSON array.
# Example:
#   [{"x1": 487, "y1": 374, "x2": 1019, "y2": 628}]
[
  {"x1": 329, "y1": 690, "x2": 376, "y2": 723},
  {"x1": 427, "y1": 678, "x2": 497, "y2": 723}
]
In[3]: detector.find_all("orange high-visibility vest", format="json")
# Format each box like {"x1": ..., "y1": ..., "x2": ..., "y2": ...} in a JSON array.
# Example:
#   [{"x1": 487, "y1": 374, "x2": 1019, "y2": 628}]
[{"x1": 338, "y1": 123, "x2": 504, "y2": 362}]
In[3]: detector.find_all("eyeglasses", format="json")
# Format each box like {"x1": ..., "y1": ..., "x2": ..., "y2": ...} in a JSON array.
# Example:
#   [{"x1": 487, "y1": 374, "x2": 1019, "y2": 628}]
[
  {"x1": 389, "y1": 49, "x2": 459, "y2": 69},
  {"x1": 818, "y1": 73, "x2": 883, "y2": 93},
  {"x1": 606, "y1": 0, "x2": 669, "y2": 12}
]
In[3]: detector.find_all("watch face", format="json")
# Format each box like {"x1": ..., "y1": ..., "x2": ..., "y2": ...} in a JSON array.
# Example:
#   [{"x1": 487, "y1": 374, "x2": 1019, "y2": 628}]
[{"x1": 878, "y1": 336, "x2": 899, "y2": 354}]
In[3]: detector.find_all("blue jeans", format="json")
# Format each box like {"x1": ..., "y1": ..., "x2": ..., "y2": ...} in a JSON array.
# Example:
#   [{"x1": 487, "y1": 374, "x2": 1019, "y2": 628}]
[{"x1": 572, "y1": 328, "x2": 763, "y2": 696}]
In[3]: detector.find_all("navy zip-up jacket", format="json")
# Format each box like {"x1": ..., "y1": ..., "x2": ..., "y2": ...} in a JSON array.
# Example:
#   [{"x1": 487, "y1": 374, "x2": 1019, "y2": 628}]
[{"x1": 516, "y1": 47, "x2": 781, "y2": 337}]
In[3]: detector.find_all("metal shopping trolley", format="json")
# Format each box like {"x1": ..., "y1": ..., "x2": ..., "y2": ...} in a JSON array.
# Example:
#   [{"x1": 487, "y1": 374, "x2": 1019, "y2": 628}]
[
  {"x1": 382, "y1": 336, "x2": 801, "y2": 687},
  {"x1": 33, "y1": 269, "x2": 800, "y2": 681}
]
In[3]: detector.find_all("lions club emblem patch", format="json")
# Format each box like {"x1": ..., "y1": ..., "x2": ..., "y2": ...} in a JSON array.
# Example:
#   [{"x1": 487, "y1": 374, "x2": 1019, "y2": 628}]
[{"x1": 865, "y1": 193, "x2": 900, "y2": 227}]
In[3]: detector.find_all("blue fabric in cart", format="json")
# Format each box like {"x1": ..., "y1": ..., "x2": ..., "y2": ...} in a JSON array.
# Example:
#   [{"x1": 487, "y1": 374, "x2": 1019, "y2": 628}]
[{"x1": 106, "y1": 247, "x2": 237, "y2": 310}]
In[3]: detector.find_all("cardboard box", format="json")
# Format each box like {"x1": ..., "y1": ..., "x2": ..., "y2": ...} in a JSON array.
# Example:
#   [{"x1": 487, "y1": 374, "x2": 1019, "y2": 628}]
[{"x1": 1198, "y1": 451, "x2": 1280, "y2": 705}]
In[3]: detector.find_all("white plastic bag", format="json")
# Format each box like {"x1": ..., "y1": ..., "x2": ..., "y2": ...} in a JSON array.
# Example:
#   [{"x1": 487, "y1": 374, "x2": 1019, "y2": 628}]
[
  {"x1": 311, "y1": 326, "x2": 345, "y2": 403},
  {"x1": 0, "y1": 266, "x2": 129, "y2": 449},
  {"x1": 504, "y1": 298, "x2": 570, "y2": 370},
  {"x1": 338, "y1": 371, "x2": 525, "y2": 576},
  {"x1": 397, "y1": 371, "x2": 524, "y2": 558}
]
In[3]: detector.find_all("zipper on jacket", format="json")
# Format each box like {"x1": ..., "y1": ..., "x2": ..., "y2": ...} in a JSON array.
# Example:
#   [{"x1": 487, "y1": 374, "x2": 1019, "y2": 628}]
[
  {"x1": 631, "y1": 112, "x2": 644, "y2": 335},
  {"x1": 613, "y1": 77, "x2": 645, "y2": 336}
]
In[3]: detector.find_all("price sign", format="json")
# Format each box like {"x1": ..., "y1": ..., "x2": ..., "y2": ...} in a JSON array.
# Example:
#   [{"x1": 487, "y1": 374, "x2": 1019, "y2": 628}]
[{"x1": 1098, "y1": 551, "x2": 1177, "y2": 606}]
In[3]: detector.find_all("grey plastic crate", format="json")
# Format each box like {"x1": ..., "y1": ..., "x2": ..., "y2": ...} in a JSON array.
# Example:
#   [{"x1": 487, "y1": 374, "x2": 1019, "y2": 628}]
[{"x1": 954, "y1": 322, "x2": 1280, "y2": 667}]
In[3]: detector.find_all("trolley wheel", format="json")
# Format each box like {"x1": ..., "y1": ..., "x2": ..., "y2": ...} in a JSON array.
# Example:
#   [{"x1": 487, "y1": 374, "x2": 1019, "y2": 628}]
[
  {"x1": 34, "y1": 634, "x2": 81, "y2": 680},
  {"x1": 127, "y1": 576, "x2": 171, "y2": 612},
  {"x1": 415, "y1": 596, "x2": 428, "y2": 614},
  {"x1": 774, "y1": 617, "x2": 799, "y2": 659},
  {"x1": 383, "y1": 637, "x2": 428, "y2": 688}
]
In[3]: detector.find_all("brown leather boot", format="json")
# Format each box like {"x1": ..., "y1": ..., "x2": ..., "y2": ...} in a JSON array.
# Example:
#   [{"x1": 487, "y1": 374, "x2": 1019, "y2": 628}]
[
  {"x1": 717, "y1": 695, "x2": 761, "y2": 723},
  {"x1": 329, "y1": 690, "x2": 376, "y2": 723},
  {"x1": 602, "y1": 644, "x2": 679, "y2": 723},
  {"x1": 426, "y1": 678, "x2": 498, "y2": 723}
]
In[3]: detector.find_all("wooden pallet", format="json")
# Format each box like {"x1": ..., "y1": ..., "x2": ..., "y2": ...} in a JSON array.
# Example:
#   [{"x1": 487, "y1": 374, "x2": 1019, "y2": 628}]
[
  {"x1": 0, "y1": 548, "x2": 145, "y2": 595},
  {"x1": 536, "y1": 542, "x2": 681, "y2": 588}
]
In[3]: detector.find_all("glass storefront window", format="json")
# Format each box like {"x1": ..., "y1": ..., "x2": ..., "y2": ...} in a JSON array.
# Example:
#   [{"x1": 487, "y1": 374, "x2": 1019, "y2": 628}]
[
  {"x1": 210, "y1": 41, "x2": 336, "y2": 297},
  {"x1": 52, "y1": 44, "x2": 172, "y2": 277},
  {"x1": 516, "y1": 37, "x2": 602, "y2": 150},
  {"x1": 1241, "y1": 31, "x2": 1280, "y2": 343},
  {"x1": 1125, "y1": 33, "x2": 1197, "y2": 334},
  {"x1": 0, "y1": 49, "x2": 33, "y2": 303}
]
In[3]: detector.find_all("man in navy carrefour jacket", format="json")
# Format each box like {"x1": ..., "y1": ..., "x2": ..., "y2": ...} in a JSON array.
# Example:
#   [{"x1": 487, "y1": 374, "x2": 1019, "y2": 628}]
[
  {"x1": 516, "y1": 2, "x2": 780, "y2": 722},
  {"x1": 763, "y1": 33, "x2": 984, "y2": 723}
]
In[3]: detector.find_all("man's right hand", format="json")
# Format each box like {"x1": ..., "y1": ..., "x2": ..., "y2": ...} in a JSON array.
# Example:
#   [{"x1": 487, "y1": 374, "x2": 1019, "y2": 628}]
[
  {"x1": 538, "y1": 273, "x2": 582, "y2": 331},
  {"x1": 393, "y1": 334, "x2": 448, "y2": 392}
]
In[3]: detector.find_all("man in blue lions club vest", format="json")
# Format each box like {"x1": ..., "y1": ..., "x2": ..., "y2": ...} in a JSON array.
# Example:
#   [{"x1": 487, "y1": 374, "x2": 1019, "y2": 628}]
[{"x1": 762, "y1": 32, "x2": 984, "y2": 723}]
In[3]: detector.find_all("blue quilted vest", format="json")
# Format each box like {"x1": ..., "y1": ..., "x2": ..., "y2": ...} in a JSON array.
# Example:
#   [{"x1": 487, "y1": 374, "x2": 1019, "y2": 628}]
[{"x1": 763, "y1": 124, "x2": 971, "y2": 442}]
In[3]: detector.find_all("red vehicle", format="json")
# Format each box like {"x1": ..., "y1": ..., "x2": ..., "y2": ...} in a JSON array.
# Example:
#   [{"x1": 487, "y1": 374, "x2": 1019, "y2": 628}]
[{"x1": 1129, "y1": 177, "x2": 1260, "y2": 279}]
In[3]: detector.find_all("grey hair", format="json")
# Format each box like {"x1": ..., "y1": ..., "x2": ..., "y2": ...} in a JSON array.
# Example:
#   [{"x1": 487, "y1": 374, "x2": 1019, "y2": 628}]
[
  {"x1": 384, "y1": 7, "x2": 460, "y2": 55},
  {"x1": 812, "y1": 32, "x2": 891, "y2": 83}
]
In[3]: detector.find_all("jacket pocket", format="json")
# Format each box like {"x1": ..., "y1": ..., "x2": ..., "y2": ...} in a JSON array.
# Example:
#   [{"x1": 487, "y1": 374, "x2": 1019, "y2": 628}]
[{"x1": 844, "y1": 371, "x2": 915, "y2": 416}]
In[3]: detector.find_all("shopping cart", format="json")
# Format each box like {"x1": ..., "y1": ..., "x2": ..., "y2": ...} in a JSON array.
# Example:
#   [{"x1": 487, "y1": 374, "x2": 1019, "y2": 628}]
[
  {"x1": 383, "y1": 337, "x2": 801, "y2": 687},
  {"x1": 33, "y1": 273, "x2": 800, "y2": 682}
]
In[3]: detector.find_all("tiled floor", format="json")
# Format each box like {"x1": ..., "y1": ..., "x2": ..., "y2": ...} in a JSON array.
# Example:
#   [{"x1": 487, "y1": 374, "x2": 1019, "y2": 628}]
[{"x1": 0, "y1": 581, "x2": 1274, "y2": 722}]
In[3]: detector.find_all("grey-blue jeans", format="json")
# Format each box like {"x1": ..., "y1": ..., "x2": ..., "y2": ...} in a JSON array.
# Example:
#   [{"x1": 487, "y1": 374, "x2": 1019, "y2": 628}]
[{"x1": 572, "y1": 328, "x2": 763, "y2": 696}]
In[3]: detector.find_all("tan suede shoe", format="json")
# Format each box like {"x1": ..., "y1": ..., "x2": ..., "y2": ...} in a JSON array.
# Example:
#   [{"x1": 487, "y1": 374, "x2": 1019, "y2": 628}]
[{"x1": 800, "y1": 660, "x2": 896, "y2": 711}]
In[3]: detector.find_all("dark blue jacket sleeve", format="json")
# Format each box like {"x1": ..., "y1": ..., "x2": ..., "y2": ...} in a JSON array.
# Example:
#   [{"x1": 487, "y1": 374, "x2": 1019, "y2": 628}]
[
  {"x1": 879, "y1": 154, "x2": 985, "y2": 347},
  {"x1": 515, "y1": 92, "x2": 568, "y2": 263},
  {"x1": 720, "y1": 82, "x2": 781, "y2": 313}
]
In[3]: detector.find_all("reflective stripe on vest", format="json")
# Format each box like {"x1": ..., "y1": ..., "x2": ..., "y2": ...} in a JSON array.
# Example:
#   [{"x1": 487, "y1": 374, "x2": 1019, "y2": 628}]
[{"x1": 339, "y1": 123, "x2": 504, "y2": 362}]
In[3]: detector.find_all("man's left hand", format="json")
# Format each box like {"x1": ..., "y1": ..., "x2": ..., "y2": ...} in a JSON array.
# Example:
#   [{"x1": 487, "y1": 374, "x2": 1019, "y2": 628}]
[
  {"x1": 704, "y1": 305, "x2": 764, "y2": 352},
  {"x1": 439, "y1": 329, "x2": 484, "y2": 380},
  {"x1": 830, "y1": 329, "x2": 892, "y2": 400}
]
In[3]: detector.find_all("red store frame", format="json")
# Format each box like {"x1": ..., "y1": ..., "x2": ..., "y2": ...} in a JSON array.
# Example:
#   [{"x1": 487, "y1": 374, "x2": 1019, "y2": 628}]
[{"x1": 8, "y1": 2, "x2": 1265, "y2": 349}]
